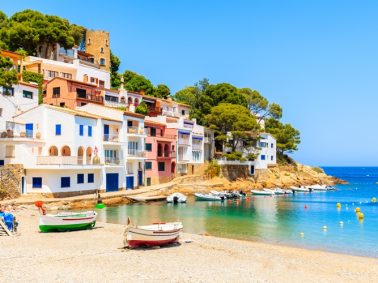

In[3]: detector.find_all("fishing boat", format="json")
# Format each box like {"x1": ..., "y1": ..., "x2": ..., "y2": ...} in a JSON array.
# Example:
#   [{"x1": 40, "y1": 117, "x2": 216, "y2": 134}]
[
  {"x1": 251, "y1": 189, "x2": 275, "y2": 196},
  {"x1": 124, "y1": 219, "x2": 183, "y2": 248},
  {"x1": 291, "y1": 186, "x2": 310, "y2": 193},
  {"x1": 194, "y1": 192, "x2": 223, "y2": 201},
  {"x1": 35, "y1": 201, "x2": 97, "y2": 232},
  {"x1": 167, "y1": 193, "x2": 187, "y2": 203},
  {"x1": 39, "y1": 211, "x2": 97, "y2": 232}
]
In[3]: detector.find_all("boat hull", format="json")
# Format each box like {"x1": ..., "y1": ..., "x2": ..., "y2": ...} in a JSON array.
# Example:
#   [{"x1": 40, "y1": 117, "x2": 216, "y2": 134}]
[
  {"x1": 39, "y1": 211, "x2": 97, "y2": 232},
  {"x1": 125, "y1": 223, "x2": 182, "y2": 248},
  {"x1": 194, "y1": 193, "x2": 222, "y2": 201},
  {"x1": 251, "y1": 190, "x2": 274, "y2": 196}
]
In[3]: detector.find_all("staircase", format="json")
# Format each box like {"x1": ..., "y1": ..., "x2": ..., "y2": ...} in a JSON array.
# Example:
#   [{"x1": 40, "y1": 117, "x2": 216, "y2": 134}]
[{"x1": 0, "y1": 220, "x2": 12, "y2": 236}]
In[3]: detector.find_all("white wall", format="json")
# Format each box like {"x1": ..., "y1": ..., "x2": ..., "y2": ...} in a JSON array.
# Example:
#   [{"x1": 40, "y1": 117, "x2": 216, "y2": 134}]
[{"x1": 254, "y1": 134, "x2": 277, "y2": 170}]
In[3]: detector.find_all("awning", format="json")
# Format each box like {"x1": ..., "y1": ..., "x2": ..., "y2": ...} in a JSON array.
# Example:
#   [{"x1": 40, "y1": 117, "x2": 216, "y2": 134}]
[
  {"x1": 178, "y1": 130, "x2": 191, "y2": 135},
  {"x1": 192, "y1": 136, "x2": 203, "y2": 140}
]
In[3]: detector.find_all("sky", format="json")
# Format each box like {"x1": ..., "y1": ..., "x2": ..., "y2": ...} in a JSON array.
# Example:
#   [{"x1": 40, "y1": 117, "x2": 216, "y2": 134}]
[{"x1": 2, "y1": 0, "x2": 378, "y2": 166}]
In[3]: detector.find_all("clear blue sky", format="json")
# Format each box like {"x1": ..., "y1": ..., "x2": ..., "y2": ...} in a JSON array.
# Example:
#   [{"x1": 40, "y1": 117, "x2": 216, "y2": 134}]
[{"x1": 2, "y1": 1, "x2": 378, "y2": 166}]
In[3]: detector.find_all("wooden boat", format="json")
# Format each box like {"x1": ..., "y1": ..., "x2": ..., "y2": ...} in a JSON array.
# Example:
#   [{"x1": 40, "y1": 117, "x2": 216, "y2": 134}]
[
  {"x1": 251, "y1": 189, "x2": 275, "y2": 196},
  {"x1": 167, "y1": 193, "x2": 187, "y2": 203},
  {"x1": 194, "y1": 192, "x2": 223, "y2": 201},
  {"x1": 124, "y1": 220, "x2": 183, "y2": 248},
  {"x1": 39, "y1": 211, "x2": 97, "y2": 232}
]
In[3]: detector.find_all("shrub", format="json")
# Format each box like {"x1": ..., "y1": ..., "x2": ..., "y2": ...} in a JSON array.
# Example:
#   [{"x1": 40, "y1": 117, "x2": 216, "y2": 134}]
[{"x1": 205, "y1": 160, "x2": 220, "y2": 178}]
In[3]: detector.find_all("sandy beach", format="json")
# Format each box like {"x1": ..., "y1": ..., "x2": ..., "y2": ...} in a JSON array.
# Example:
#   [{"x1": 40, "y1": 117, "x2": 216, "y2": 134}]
[{"x1": 0, "y1": 207, "x2": 377, "y2": 283}]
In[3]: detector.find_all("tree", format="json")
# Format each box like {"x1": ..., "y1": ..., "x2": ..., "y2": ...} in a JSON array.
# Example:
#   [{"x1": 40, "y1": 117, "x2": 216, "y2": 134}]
[
  {"x1": 124, "y1": 71, "x2": 153, "y2": 95},
  {"x1": 265, "y1": 118, "x2": 300, "y2": 154},
  {"x1": 153, "y1": 84, "x2": 170, "y2": 99},
  {"x1": 0, "y1": 55, "x2": 18, "y2": 88},
  {"x1": 135, "y1": 101, "x2": 148, "y2": 115},
  {"x1": 205, "y1": 83, "x2": 247, "y2": 107},
  {"x1": 206, "y1": 103, "x2": 260, "y2": 152},
  {"x1": 110, "y1": 51, "x2": 121, "y2": 88}
]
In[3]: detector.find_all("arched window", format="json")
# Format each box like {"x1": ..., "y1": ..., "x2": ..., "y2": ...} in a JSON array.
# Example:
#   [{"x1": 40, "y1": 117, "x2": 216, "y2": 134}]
[
  {"x1": 61, "y1": 146, "x2": 71, "y2": 156},
  {"x1": 77, "y1": 146, "x2": 84, "y2": 164},
  {"x1": 49, "y1": 146, "x2": 58, "y2": 156},
  {"x1": 157, "y1": 143, "x2": 163, "y2": 157},
  {"x1": 164, "y1": 144, "x2": 169, "y2": 157},
  {"x1": 128, "y1": 97, "x2": 133, "y2": 105},
  {"x1": 134, "y1": 98, "x2": 139, "y2": 107},
  {"x1": 86, "y1": 147, "x2": 93, "y2": 165},
  {"x1": 171, "y1": 162, "x2": 176, "y2": 173}
]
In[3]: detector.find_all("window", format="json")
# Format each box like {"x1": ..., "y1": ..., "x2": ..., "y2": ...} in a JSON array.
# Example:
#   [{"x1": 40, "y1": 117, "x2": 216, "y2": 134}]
[
  {"x1": 55, "y1": 124, "x2": 61, "y2": 136},
  {"x1": 88, "y1": 126, "x2": 92, "y2": 137},
  {"x1": 61, "y1": 72, "x2": 72, "y2": 79},
  {"x1": 3, "y1": 86, "x2": 14, "y2": 96},
  {"x1": 59, "y1": 102, "x2": 65, "y2": 107},
  {"x1": 100, "y1": 47, "x2": 104, "y2": 53},
  {"x1": 90, "y1": 77, "x2": 96, "y2": 84},
  {"x1": 181, "y1": 110, "x2": 185, "y2": 115},
  {"x1": 192, "y1": 151, "x2": 201, "y2": 161},
  {"x1": 99, "y1": 80, "x2": 105, "y2": 88},
  {"x1": 127, "y1": 120, "x2": 133, "y2": 127},
  {"x1": 261, "y1": 155, "x2": 266, "y2": 160},
  {"x1": 145, "y1": 143, "x2": 152, "y2": 151},
  {"x1": 158, "y1": 162, "x2": 165, "y2": 172},
  {"x1": 52, "y1": 87, "x2": 60, "y2": 98},
  {"x1": 77, "y1": 174, "x2": 84, "y2": 184},
  {"x1": 79, "y1": 125, "x2": 84, "y2": 136},
  {"x1": 5, "y1": 145, "x2": 15, "y2": 158},
  {"x1": 61, "y1": 177, "x2": 70, "y2": 188},
  {"x1": 146, "y1": 177, "x2": 151, "y2": 186},
  {"x1": 23, "y1": 90, "x2": 33, "y2": 99},
  {"x1": 0, "y1": 160, "x2": 4, "y2": 166},
  {"x1": 145, "y1": 162, "x2": 152, "y2": 170},
  {"x1": 88, "y1": 173, "x2": 94, "y2": 183},
  {"x1": 271, "y1": 156, "x2": 273, "y2": 161},
  {"x1": 48, "y1": 70, "x2": 59, "y2": 78},
  {"x1": 76, "y1": 88, "x2": 86, "y2": 98},
  {"x1": 271, "y1": 143, "x2": 274, "y2": 148},
  {"x1": 100, "y1": 58, "x2": 106, "y2": 65},
  {"x1": 0, "y1": 108, "x2": 2, "y2": 117},
  {"x1": 150, "y1": 127, "x2": 156, "y2": 137},
  {"x1": 32, "y1": 177, "x2": 42, "y2": 189}
]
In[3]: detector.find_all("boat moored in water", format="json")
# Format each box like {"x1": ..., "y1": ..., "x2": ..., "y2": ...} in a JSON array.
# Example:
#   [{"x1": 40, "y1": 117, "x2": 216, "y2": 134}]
[
  {"x1": 166, "y1": 193, "x2": 187, "y2": 203},
  {"x1": 251, "y1": 189, "x2": 275, "y2": 196},
  {"x1": 291, "y1": 186, "x2": 310, "y2": 193},
  {"x1": 195, "y1": 192, "x2": 224, "y2": 201}
]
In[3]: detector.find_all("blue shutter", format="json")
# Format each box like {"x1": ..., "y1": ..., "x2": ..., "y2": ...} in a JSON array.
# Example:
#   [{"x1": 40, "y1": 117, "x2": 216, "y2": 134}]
[
  {"x1": 88, "y1": 173, "x2": 94, "y2": 183},
  {"x1": 79, "y1": 125, "x2": 84, "y2": 136},
  {"x1": 88, "y1": 126, "x2": 92, "y2": 137},
  {"x1": 77, "y1": 174, "x2": 84, "y2": 184},
  {"x1": 55, "y1": 124, "x2": 61, "y2": 135},
  {"x1": 61, "y1": 177, "x2": 70, "y2": 188},
  {"x1": 32, "y1": 177, "x2": 42, "y2": 188}
]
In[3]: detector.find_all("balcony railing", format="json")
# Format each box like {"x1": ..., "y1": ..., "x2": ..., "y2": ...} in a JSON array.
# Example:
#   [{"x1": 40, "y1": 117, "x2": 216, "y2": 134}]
[
  {"x1": 157, "y1": 151, "x2": 176, "y2": 159},
  {"x1": 104, "y1": 157, "x2": 122, "y2": 165},
  {"x1": 178, "y1": 138, "x2": 190, "y2": 146},
  {"x1": 127, "y1": 126, "x2": 147, "y2": 135},
  {"x1": 36, "y1": 156, "x2": 92, "y2": 165},
  {"x1": 192, "y1": 144, "x2": 203, "y2": 150},
  {"x1": 127, "y1": 150, "x2": 146, "y2": 157},
  {"x1": 162, "y1": 110, "x2": 180, "y2": 118},
  {"x1": 76, "y1": 93, "x2": 103, "y2": 103},
  {"x1": 103, "y1": 134, "x2": 120, "y2": 142}
]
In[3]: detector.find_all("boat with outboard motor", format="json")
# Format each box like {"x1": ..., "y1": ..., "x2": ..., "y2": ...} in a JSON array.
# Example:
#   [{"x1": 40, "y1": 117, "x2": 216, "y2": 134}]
[
  {"x1": 166, "y1": 193, "x2": 187, "y2": 203},
  {"x1": 195, "y1": 192, "x2": 224, "y2": 201}
]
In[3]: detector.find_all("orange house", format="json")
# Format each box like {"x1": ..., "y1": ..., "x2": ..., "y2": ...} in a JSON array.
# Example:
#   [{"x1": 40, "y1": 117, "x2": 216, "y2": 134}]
[{"x1": 44, "y1": 77, "x2": 103, "y2": 109}]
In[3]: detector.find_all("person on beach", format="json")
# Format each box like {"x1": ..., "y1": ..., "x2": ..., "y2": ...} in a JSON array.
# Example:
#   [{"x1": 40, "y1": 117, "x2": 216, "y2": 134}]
[{"x1": 97, "y1": 193, "x2": 103, "y2": 204}]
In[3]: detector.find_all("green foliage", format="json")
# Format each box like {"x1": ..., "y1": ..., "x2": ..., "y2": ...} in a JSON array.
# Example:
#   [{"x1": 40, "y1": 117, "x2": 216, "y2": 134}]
[
  {"x1": 265, "y1": 118, "x2": 301, "y2": 154},
  {"x1": 0, "y1": 55, "x2": 18, "y2": 88},
  {"x1": 135, "y1": 101, "x2": 148, "y2": 115},
  {"x1": 205, "y1": 160, "x2": 221, "y2": 178},
  {"x1": 123, "y1": 70, "x2": 153, "y2": 95},
  {"x1": 110, "y1": 51, "x2": 121, "y2": 88},
  {"x1": 224, "y1": 151, "x2": 246, "y2": 161},
  {"x1": 277, "y1": 152, "x2": 297, "y2": 165},
  {"x1": 246, "y1": 153, "x2": 257, "y2": 161},
  {"x1": 206, "y1": 103, "x2": 260, "y2": 152},
  {"x1": 22, "y1": 70, "x2": 43, "y2": 104},
  {"x1": 153, "y1": 84, "x2": 170, "y2": 99},
  {"x1": 0, "y1": 9, "x2": 85, "y2": 55}
]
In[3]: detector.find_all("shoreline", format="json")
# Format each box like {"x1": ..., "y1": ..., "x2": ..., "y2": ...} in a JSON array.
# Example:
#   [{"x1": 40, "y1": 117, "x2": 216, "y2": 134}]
[{"x1": 2, "y1": 208, "x2": 377, "y2": 282}]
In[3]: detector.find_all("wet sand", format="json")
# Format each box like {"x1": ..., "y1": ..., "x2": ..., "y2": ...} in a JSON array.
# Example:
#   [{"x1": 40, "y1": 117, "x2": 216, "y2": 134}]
[{"x1": 1, "y1": 207, "x2": 377, "y2": 283}]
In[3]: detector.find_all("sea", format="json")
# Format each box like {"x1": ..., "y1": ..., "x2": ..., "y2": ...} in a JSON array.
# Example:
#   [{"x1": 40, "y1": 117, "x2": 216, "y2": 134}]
[{"x1": 96, "y1": 167, "x2": 378, "y2": 258}]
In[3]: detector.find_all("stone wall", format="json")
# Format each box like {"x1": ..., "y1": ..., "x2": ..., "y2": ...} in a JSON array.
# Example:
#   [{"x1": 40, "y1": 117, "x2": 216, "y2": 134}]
[
  {"x1": 220, "y1": 165, "x2": 251, "y2": 181},
  {"x1": 0, "y1": 164, "x2": 24, "y2": 200}
]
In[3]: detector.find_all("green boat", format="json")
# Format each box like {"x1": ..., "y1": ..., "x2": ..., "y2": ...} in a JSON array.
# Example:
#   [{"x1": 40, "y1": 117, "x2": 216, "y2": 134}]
[{"x1": 38, "y1": 211, "x2": 97, "y2": 232}]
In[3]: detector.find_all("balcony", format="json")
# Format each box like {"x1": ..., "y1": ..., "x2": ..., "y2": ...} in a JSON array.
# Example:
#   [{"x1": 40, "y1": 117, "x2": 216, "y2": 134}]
[
  {"x1": 0, "y1": 122, "x2": 42, "y2": 141},
  {"x1": 127, "y1": 126, "x2": 147, "y2": 135},
  {"x1": 178, "y1": 138, "x2": 190, "y2": 146},
  {"x1": 103, "y1": 134, "x2": 120, "y2": 142},
  {"x1": 127, "y1": 149, "x2": 147, "y2": 158},
  {"x1": 204, "y1": 137, "x2": 211, "y2": 143},
  {"x1": 76, "y1": 92, "x2": 103, "y2": 104},
  {"x1": 104, "y1": 157, "x2": 122, "y2": 165},
  {"x1": 36, "y1": 156, "x2": 90, "y2": 165},
  {"x1": 192, "y1": 143, "x2": 203, "y2": 150},
  {"x1": 157, "y1": 151, "x2": 176, "y2": 159},
  {"x1": 162, "y1": 109, "x2": 180, "y2": 118}
]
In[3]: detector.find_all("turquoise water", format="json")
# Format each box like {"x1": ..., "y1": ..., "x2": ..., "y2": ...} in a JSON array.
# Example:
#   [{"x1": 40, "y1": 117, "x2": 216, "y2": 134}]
[{"x1": 96, "y1": 167, "x2": 378, "y2": 257}]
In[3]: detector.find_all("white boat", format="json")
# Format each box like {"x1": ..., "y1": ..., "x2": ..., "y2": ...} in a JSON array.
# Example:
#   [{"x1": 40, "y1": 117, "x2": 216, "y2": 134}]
[
  {"x1": 124, "y1": 220, "x2": 183, "y2": 248},
  {"x1": 309, "y1": 184, "x2": 328, "y2": 191},
  {"x1": 272, "y1": 188, "x2": 285, "y2": 195},
  {"x1": 195, "y1": 192, "x2": 223, "y2": 201},
  {"x1": 251, "y1": 189, "x2": 275, "y2": 196},
  {"x1": 38, "y1": 211, "x2": 97, "y2": 232},
  {"x1": 284, "y1": 189, "x2": 293, "y2": 194},
  {"x1": 291, "y1": 186, "x2": 310, "y2": 193},
  {"x1": 166, "y1": 193, "x2": 187, "y2": 203}
]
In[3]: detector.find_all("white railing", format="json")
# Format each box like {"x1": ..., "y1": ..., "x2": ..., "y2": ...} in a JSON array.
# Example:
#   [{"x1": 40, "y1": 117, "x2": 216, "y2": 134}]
[
  {"x1": 127, "y1": 126, "x2": 147, "y2": 135},
  {"x1": 127, "y1": 150, "x2": 146, "y2": 157},
  {"x1": 162, "y1": 110, "x2": 180, "y2": 118},
  {"x1": 37, "y1": 156, "x2": 81, "y2": 165},
  {"x1": 103, "y1": 134, "x2": 120, "y2": 142},
  {"x1": 104, "y1": 158, "x2": 122, "y2": 165},
  {"x1": 178, "y1": 138, "x2": 190, "y2": 146},
  {"x1": 192, "y1": 143, "x2": 202, "y2": 150}
]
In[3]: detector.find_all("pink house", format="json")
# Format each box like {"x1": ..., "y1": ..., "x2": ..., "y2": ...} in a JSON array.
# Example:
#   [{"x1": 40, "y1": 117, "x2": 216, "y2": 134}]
[{"x1": 144, "y1": 120, "x2": 176, "y2": 186}]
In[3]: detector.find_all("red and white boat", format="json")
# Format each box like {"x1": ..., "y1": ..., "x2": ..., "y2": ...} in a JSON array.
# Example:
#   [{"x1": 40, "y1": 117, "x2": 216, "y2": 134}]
[{"x1": 124, "y1": 219, "x2": 183, "y2": 248}]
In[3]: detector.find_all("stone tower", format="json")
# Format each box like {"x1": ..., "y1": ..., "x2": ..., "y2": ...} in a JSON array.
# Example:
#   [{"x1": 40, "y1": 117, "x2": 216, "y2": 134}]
[{"x1": 85, "y1": 30, "x2": 110, "y2": 71}]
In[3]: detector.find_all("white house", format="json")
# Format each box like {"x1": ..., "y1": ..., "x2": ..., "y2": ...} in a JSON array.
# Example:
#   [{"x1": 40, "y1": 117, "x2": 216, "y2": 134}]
[
  {"x1": 253, "y1": 133, "x2": 277, "y2": 170},
  {"x1": 0, "y1": 103, "x2": 146, "y2": 196},
  {"x1": 0, "y1": 82, "x2": 39, "y2": 131}
]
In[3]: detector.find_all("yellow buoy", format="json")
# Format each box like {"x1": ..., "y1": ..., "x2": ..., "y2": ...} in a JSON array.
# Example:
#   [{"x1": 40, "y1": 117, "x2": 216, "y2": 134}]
[
  {"x1": 339, "y1": 221, "x2": 344, "y2": 225},
  {"x1": 322, "y1": 225, "x2": 327, "y2": 230},
  {"x1": 355, "y1": 207, "x2": 361, "y2": 213},
  {"x1": 358, "y1": 212, "x2": 364, "y2": 219},
  {"x1": 372, "y1": 197, "x2": 377, "y2": 203},
  {"x1": 336, "y1": 203, "x2": 341, "y2": 208}
]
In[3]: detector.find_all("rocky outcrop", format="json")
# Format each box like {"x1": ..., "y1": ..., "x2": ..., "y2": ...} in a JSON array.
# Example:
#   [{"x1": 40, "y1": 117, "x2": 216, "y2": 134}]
[{"x1": 0, "y1": 164, "x2": 23, "y2": 200}]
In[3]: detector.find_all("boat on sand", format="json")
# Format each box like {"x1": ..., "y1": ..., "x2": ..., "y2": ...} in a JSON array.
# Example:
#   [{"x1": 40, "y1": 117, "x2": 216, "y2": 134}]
[{"x1": 124, "y1": 219, "x2": 183, "y2": 248}]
